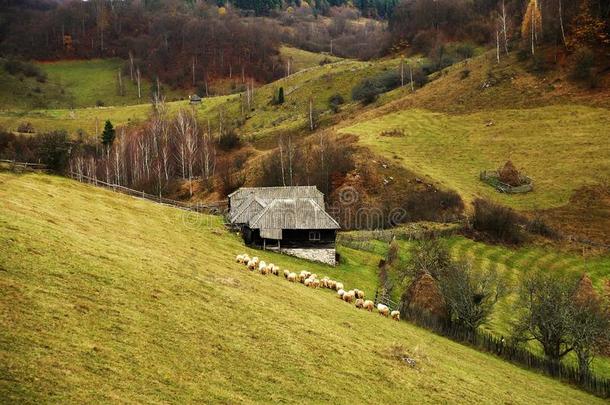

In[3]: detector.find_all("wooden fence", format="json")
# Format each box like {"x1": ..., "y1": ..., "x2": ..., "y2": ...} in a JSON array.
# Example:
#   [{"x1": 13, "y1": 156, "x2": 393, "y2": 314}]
[
  {"x1": 0, "y1": 159, "x2": 49, "y2": 172},
  {"x1": 68, "y1": 172, "x2": 227, "y2": 214},
  {"x1": 403, "y1": 308, "x2": 610, "y2": 398}
]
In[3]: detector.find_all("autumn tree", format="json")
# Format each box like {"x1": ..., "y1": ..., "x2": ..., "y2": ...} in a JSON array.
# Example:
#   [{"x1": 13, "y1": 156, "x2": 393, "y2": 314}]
[
  {"x1": 566, "y1": 0, "x2": 610, "y2": 48},
  {"x1": 521, "y1": 0, "x2": 542, "y2": 55}
]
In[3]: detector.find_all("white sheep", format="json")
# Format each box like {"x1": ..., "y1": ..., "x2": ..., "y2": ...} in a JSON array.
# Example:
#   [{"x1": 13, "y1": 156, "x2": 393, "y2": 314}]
[
  {"x1": 391, "y1": 310, "x2": 400, "y2": 321},
  {"x1": 356, "y1": 290, "x2": 365, "y2": 299},
  {"x1": 328, "y1": 280, "x2": 337, "y2": 290},
  {"x1": 343, "y1": 290, "x2": 355, "y2": 303},
  {"x1": 355, "y1": 298, "x2": 364, "y2": 309},
  {"x1": 284, "y1": 269, "x2": 290, "y2": 278},
  {"x1": 304, "y1": 278, "x2": 312, "y2": 287},
  {"x1": 335, "y1": 282, "x2": 344, "y2": 291},
  {"x1": 258, "y1": 261, "x2": 268, "y2": 274},
  {"x1": 247, "y1": 259, "x2": 257, "y2": 271},
  {"x1": 287, "y1": 272, "x2": 297, "y2": 282},
  {"x1": 363, "y1": 300, "x2": 374, "y2": 311},
  {"x1": 310, "y1": 278, "x2": 320, "y2": 288},
  {"x1": 271, "y1": 265, "x2": 280, "y2": 276},
  {"x1": 235, "y1": 254, "x2": 244, "y2": 263},
  {"x1": 337, "y1": 289, "x2": 345, "y2": 298},
  {"x1": 377, "y1": 304, "x2": 389, "y2": 317}
]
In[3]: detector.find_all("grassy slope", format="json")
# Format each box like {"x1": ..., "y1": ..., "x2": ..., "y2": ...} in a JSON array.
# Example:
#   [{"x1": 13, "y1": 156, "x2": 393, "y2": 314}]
[
  {"x1": 339, "y1": 106, "x2": 610, "y2": 210},
  {"x1": 0, "y1": 53, "x2": 415, "y2": 139},
  {"x1": 279, "y1": 46, "x2": 343, "y2": 72},
  {"x1": 0, "y1": 59, "x2": 183, "y2": 111},
  {"x1": 0, "y1": 171, "x2": 602, "y2": 404}
]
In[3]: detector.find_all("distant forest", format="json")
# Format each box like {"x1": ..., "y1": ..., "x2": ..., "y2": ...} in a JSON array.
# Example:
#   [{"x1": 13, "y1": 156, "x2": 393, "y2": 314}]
[{"x1": 1, "y1": 0, "x2": 608, "y2": 89}]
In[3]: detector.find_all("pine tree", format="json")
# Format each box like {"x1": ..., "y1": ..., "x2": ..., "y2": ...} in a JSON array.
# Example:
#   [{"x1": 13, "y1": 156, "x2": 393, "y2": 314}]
[
  {"x1": 278, "y1": 87, "x2": 285, "y2": 104},
  {"x1": 101, "y1": 120, "x2": 116, "y2": 146}
]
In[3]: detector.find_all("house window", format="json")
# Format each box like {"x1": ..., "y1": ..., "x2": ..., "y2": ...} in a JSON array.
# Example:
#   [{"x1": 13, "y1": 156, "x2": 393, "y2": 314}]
[{"x1": 309, "y1": 231, "x2": 321, "y2": 241}]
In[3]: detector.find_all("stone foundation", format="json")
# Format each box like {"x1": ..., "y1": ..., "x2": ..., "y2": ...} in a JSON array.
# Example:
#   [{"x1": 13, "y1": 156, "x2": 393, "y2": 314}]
[{"x1": 279, "y1": 247, "x2": 336, "y2": 266}]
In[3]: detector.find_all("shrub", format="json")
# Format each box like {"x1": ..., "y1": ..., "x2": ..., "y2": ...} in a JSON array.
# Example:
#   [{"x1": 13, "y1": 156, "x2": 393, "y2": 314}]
[
  {"x1": 472, "y1": 198, "x2": 525, "y2": 244},
  {"x1": 459, "y1": 69, "x2": 470, "y2": 80},
  {"x1": 319, "y1": 57, "x2": 333, "y2": 66},
  {"x1": 328, "y1": 93, "x2": 344, "y2": 113},
  {"x1": 570, "y1": 47, "x2": 597, "y2": 87},
  {"x1": 351, "y1": 78, "x2": 383, "y2": 104},
  {"x1": 17, "y1": 122, "x2": 35, "y2": 133},
  {"x1": 402, "y1": 189, "x2": 464, "y2": 222},
  {"x1": 526, "y1": 216, "x2": 559, "y2": 239},
  {"x1": 3, "y1": 59, "x2": 47, "y2": 81},
  {"x1": 96, "y1": 100, "x2": 105, "y2": 107},
  {"x1": 217, "y1": 129, "x2": 241, "y2": 151},
  {"x1": 454, "y1": 43, "x2": 475, "y2": 59}
]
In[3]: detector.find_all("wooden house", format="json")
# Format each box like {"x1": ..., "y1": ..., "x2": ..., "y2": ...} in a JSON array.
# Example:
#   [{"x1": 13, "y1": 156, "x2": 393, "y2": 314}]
[{"x1": 228, "y1": 186, "x2": 340, "y2": 265}]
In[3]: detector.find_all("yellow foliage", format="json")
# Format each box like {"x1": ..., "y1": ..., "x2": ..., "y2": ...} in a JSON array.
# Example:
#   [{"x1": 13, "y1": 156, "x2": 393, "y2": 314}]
[
  {"x1": 521, "y1": 0, "x2": 542, "y2": 40},
  {"x1": 218, "y1": 6, "x2": 227, "y2": 15}
]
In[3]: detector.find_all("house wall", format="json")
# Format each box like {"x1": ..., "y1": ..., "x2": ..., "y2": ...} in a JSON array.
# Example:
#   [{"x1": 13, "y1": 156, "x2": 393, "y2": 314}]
[{"x1": 279, "y1": 247, "x2": 336, "y2": 266}]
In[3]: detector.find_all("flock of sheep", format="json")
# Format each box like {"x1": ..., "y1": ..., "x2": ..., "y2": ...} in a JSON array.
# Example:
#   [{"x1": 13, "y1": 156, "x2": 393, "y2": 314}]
[{"x1": 235, "y1": 253, "x2": 400, "y2": 321}]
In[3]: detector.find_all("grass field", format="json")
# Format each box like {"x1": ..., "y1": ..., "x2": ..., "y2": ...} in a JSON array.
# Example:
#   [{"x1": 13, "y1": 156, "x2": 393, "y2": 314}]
[
  {"x1": 279, "y1": 46, "x2": 343, "y2": 73},
  {"x1": 339, "y1": 106, "x2": 610, "y2": 210},
  {"x1": 0, "y1": 95, "x2": 237, "y2": 137},
  {"x1": 0, "y1": 59, "x2": 184, "y2": 111},
  {"x1": 0, "y1": 171, "x2": 603, "y2": 403}
]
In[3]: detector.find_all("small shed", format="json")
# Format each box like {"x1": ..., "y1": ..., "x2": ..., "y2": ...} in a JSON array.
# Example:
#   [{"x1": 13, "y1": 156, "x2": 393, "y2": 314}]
[
  {"x1": 228, "y1": 186, "x2": 340, "y2": 265},
  {"x1": 189, "y1": 94, "x2": 202, "y2": 104}
]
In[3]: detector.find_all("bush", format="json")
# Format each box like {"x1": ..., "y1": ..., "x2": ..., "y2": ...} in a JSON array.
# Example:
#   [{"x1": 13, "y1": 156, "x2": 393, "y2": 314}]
[
  {"x1": 96, "y1": 100, "x2": 105, "y2": 107},
  {"x1": 472, "y1": 198, "x2": 525, "y2": 244},
  {"x1": 17, "y1": 122, "x2": 35, "y2": 133},
  {"x1": 454, "y1": 43, "x2": 475, "y2": 60},
  {"x1": 402, "y1": 189, "x2": 464, "y2": 222},
  {"x1": 526, "y1": 216, "x2": 559, "y2": 239},
  {"x1": 328, "y1": 93, "x2": 344, "y2": 113},
  {"x1": 570, "y1": 48, "x2": 597, "y2": 87},
  {"x1": 3, "y1": 59, "x2": 47, "y2": 82},
  {"x1": 351, "y1": 78, "x2": 383, "y2": 104},
  {"x1": 459, "y1": 69, "x2": 470, "y2": 80},
  {"x1": 217, "y1": 129, "x2": 241, "y2": 151}
]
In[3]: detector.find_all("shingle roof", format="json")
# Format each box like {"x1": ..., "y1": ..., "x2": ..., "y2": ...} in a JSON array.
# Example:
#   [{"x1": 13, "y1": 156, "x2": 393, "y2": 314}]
[
  {"x1": 228, "y1": 186, "x2": 339, "y2": 231},
  {"x1": 229, "y1": 186, "x2": 324, "y2": 220},
  {"x1": 249, "y1": 198, "x2": 340, "y2": 230}
]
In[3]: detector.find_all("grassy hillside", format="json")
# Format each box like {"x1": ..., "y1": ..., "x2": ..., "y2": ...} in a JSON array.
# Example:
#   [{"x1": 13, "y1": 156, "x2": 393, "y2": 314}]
[
  {"x1": 279, "y1": 46, "x2": 343, "y2": 72},
  {"x1": 339, "y1": 105, "x2": 610, "y2": 210},
  {"x1": 0, "y1": 170, "x2": 603, "y2": 404},
  {"x1": 0, "y1": 95, "x2": 236, "y2": 137},
  {"x1": 0, "y1": 59, "x2": 183, "y2": 111},
  {"x1": 0, "y1": 53, "x2": 415, "y2": 139}
]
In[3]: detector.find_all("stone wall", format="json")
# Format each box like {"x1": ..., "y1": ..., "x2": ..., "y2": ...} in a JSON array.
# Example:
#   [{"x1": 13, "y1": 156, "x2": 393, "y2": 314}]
[{"x1": 280, "y1": 247, "x2": 336, "y2": 266}]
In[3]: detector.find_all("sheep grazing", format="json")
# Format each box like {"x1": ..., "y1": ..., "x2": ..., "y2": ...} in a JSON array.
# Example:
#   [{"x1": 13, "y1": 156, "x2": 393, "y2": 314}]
[
  {"x1": 284, "y1": 270, "x2": 290, "y2": 279},
  {"x1": 297, "y1": 273, "x2": 306, "y2": 283},
  {"x1": 287, "y1": 272, "x2": 297, "y2": 282},
  {"x1": 391, "y1": 310, "x2": 400, "y2": 321},
  {"x1": 247, "y1": 259, "x2": 257, "y2": 271},
  {"x1": 343, "y1": 290, "x2": 355, "y2": 303},
  {"x1": 327, "y1": 280, "x2": 337, "y2": 290},
  {"x1": 271, "y1": 265, "x2": 280, "y2": 276},
  {"x1": 258, "y1": 261, "x2": 268, "y2": 274},
  {"x1": 304, "y1": 278, "x2": 312, "y2": 287},
  {"x1": 355, "y1": 298, "x2": 364, "y2": 309},
  {"x1": 335, "y1": 282, "x2": 344, "y2": 291},
  {"x1": 310, "y1": 279, "x2": 320, "y2": 288},
  {"x1": 356, "y1": 290, "x2": 365, "y2": 299},
  {"x1": 320, "y1": 277, "x2": 329, "y2": 288},
  {"x1": 337, "y1": 289, "x2": 346, "y2": 299},
  {"x1": 235, "y1": 254, "x2": 243, "y2": 263},
  {"x1": 363, "y1": 300, "x2": 374, "y2": 311},
  {"x1": 377, "y1": 304, "x2": 389, "y2": 317}
]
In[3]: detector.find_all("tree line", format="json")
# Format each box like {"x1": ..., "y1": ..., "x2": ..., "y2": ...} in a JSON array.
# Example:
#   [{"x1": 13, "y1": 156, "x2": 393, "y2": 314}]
[{"x1": 0, "y1": 0, "x2": 284, "y2": 87}]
